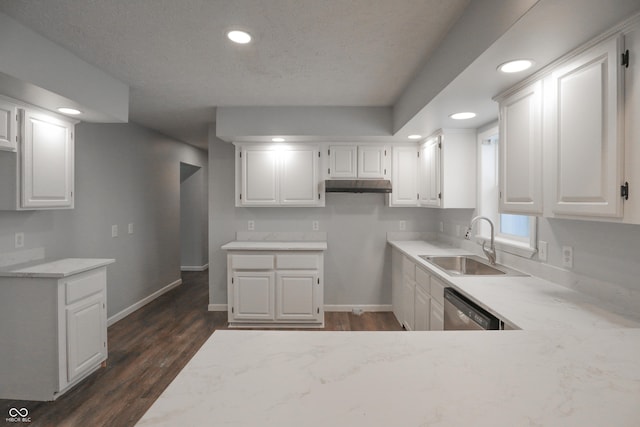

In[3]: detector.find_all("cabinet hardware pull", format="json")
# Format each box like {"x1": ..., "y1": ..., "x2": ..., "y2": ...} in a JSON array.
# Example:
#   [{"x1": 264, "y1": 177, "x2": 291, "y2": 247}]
[
  {"x1": 621, "y1": 182, "x2": 629, "y2": 200},
  {"x1": 622, "y1": 49, "x2": 630, "y2": 68}
]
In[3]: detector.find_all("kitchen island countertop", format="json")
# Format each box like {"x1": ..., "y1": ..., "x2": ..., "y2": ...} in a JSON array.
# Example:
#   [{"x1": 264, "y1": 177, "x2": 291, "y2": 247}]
[{"x1": 137, "y1": 328, "x2": 640, "y2": 427}]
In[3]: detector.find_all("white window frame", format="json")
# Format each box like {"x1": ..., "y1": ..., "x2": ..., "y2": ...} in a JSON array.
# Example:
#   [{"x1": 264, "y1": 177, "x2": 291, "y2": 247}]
[{"x1": 476, "y1": 124, "x2": 537, "y2": 258}]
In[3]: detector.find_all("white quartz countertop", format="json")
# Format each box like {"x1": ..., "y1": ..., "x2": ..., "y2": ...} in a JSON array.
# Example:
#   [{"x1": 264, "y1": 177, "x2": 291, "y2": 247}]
[
  {"x1": 221, "y1": 241, "x2": 328, "y2": 251},
  {"x1": 0, "y1": 258, "x2": 115, "y2": 278},
  {"x1": 388, "y1": 240, "x2": 640, "y2": 330},
  {"x1": 137, "y1": 329, "x2": 640, "y2": 427}
]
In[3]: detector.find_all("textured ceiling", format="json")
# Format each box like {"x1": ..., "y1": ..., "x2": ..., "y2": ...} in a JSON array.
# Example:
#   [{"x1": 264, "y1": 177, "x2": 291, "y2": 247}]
[{"x1": 0, "y1": 0, "x2": 470, "y2": 148}]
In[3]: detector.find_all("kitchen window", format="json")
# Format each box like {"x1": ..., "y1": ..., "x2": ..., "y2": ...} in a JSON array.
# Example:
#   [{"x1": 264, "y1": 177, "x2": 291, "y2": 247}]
[{"x1": 476, "y1": 125, "x2": 537, "y2": 258}]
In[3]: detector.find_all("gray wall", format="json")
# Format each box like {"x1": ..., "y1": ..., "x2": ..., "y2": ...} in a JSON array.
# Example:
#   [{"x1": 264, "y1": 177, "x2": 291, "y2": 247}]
[
  {"x1": 208, "y1": 131, "x2": 438, "y2": 307},
  {"x1": 0, "y1": 122, "x2": 208, "y2": 318},
  {"x1": 180, "y1": 163, "x2": 208, "y2": 269}
]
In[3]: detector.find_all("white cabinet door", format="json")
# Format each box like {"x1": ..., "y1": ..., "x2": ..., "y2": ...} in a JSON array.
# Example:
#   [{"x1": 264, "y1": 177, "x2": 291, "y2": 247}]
[
  {"x1": 430, "y1": 301, "x2": 444, "y2": 331},
  {"x1": 401, "y1": 277, "x2": 415, "y2": 331},
  {"x1": 419, "y1": 136, "x2": 441, "y2": 207},
  {"x1": 414, "y1": 285, "x2": 431, "y2": 331},
  {"x1": 241, "y1": 147, "x2": 279, "y2": 205},
  {"x1": 66, "y1": 292, "x2": 107, "y2": 383},
  {"x1": 499, "y1": 80, "x2": 543, "y2": 214},
  {"x1": 280, "y1": 147, "x2": 319, "y2": 205},
  {"x1": 21, "y1": 109, "x2": 74, "y2": 209},
  {"x1": 358, "y1": 145, "x2": 387, "y2": 178},
  {"x1": 231, "y1": 272, "x2": 275, "y2": 320},
  {"x1": 549, "y1": 35, "x2": 624, "y2": 218},
  {"x1": 390, "y1": 146, "x2": 418, "y2": 206},
  {"x1": 0, "y1": 99, "x2": 17, "y2": 152},
  {"x1": 276, "y1": 271, "x2": 321, "y2": 321},
  {"x1": 328, "y1": 145, "x2": 357, "y2": 178}
]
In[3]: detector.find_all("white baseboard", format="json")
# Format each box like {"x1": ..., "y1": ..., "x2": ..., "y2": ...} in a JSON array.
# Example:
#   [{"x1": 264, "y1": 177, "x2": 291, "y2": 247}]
[
  {"x1": 323, "y1": 304, "x2": 393, "y2": 312},
  {"x1": 180, "y1": 263, "x2": 209, "y2": 272},
  {"x1": 207, "y1": 304, "x2": 393, "y2": 313},
  {"x1": 107, "y1": 279, "x2": 183, "y2": 326},
  {"x1": 208, "y1": 304, "x2": 228, "y2": 311}
]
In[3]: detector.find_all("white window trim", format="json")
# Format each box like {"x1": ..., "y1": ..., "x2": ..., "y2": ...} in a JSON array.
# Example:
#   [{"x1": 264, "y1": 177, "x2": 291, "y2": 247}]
[{"x1": 475, "y1": 124, "x2": 538, "y2": 259}]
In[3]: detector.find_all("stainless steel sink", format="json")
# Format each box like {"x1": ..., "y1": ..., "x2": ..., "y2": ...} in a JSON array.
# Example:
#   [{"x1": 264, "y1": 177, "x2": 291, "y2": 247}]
[{"x1": 418, "y1": 255, "x2": 527, "y2": 277}]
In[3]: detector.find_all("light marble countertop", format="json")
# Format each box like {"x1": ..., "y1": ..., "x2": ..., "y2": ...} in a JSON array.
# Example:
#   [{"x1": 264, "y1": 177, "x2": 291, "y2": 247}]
[
  {"x1": 0, "y1": 258, "x2": 115, "y2": 278},
  {"x1": 388, "y1": 239, "x2": 640, "y2": 330},
  {"x1": 221, "y1": 241, "x2": 328, "y2": 251},
  {"x1": 137, "y1": 329, "x2": 640, "y2": 427}
]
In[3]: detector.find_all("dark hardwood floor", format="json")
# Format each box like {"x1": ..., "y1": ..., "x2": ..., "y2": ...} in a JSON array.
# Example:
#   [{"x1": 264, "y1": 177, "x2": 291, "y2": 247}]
[{"x1": 1, "y1": 271, "x2": 402, "y2": 427}]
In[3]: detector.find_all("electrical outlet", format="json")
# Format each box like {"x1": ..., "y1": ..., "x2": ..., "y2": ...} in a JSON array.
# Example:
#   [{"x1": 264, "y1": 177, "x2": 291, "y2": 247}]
[
  {"x1": 128, "y1": 223, "x2": 134, "y2": 234},
  {"x1": 112, "y1": 225, "x2": 118, "y2": 238},
  {"x1": 312, "y1": 220, "x2": 319, "y2": 231},
  {"x1": 399, "y1": 220, "x2": 406, "y2": 231},
  {"x1": 439, "y1": 221, "x2": 444, "y2": 233},
  {"x1": 14, "y1": 232, "x2": 24, "y2": 248},
  {"x1": 538, "y1": 241, "x2": 548, "y2": 262},
  {"x1": 248, "y1": 220, "x2": 255, "y2": 231},
  {"x1": 562, "y1": 245, "x2": 573, "y2": 268}
]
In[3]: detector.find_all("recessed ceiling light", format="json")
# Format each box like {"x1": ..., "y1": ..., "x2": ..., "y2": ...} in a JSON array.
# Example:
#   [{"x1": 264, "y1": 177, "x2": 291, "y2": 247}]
[
  {"x1": 498, "y1": 59, "x2": 534, "y2": 73},
  {"x1": 227, "y1": 30, "x2": 252, "y2": 44},
  {"x1": 408, "y1": 134, "x2": 422, "y2": 140},
  {"x1": 57, "y1": 107, "x2": 82, "y2": 115},
  {"x1": 449, "y1": 112, "x2": 476, "y2": 120},
  {"x1": 271, "y1": 137, "x2": 285, "y2": 142}
]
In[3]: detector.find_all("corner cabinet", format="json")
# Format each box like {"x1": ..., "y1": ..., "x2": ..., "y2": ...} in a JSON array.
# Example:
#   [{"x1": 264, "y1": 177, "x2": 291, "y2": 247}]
[
  {"x1": 226, "y1": 250, "x2": 325, "y2": 327},
  {"x1": 235, "y1": 144, "x2": 324, "y2": 207},
  {"x1": 418, "y1": 129, "x2": 476, "y2": 209},
  {"x1": 0, "y1": 263, "x2": 111, "y2": 401},
  {"x1": 0, "y1": 97, "x2": 75, "y2": 210}
]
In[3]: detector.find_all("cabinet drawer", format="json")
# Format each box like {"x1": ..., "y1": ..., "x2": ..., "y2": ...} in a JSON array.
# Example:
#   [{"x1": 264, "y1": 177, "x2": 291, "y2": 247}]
[
  {"x1": 402, "y1": 256, "x2": 415, "y2": 280},
  {"x1": 430, "y1": 277, "x2": 446, "y2": 306},
  {"x1": 276, "y1": 254, "x2": 319, "y2": 270},
  {"x1": 64, "y1": 268, "x2": 106, "y2": 305},
  {"x1": 230, "y1": 255, "x2": 275, "y2": 270},
  {"x1": 415, "y1": 267, "x2": 430, "y2": 292}
]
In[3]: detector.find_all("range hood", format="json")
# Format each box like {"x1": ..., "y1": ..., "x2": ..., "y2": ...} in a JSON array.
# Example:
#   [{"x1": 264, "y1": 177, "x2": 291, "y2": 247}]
[{"x1": 325, "y1": 179, "x2": 392, "y2": 193}]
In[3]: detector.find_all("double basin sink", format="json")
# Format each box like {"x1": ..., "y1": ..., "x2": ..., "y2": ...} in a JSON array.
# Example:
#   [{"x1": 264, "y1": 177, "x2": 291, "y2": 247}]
[{"x1": 419, "y1": 255, "x2": 527, "y2": 277}]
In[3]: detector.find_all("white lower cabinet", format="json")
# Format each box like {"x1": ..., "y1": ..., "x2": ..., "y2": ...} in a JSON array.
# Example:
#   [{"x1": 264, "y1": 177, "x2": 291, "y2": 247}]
[
  {"x1": 228, "y1": 252, "x2": 324, "y2": 327},
  {"x1": 392, "y1": 250, "x2": 446, "y2": 331},
  {"x1": 0, "y1": 266, "x2": 108, "y2": 401}
]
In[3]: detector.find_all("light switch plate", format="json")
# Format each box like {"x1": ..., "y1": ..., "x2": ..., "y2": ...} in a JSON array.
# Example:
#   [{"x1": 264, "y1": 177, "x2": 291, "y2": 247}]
[
  {"x1": 112, "y1": 225, "x2": 118, "y2": 238},
  {"x1": 128, "y1": 223, "x2": 134, "y2": 234}
]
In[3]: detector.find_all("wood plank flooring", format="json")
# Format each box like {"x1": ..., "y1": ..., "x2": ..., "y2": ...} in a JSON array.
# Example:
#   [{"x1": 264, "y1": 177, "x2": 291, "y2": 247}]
[{"x1": 0, "y1": 271, "x2": 402, "y2": 427}]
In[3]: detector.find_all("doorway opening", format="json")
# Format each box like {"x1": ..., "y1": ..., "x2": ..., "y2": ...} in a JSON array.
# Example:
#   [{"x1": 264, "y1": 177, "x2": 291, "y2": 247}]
[{"x1": 179, "y1": 162, "x2": 207, "y2": 271}]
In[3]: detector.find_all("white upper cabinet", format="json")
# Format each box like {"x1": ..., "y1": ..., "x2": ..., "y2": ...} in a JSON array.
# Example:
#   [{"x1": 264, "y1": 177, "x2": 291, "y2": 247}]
[
  {"x1": 419, "y1": 136, "x2": 441, "y2": 207},
  {"x1": 390, "y1": 146, "x2": 418, "y2": 206},
  {"x1": 498, "y1": 80, "x2": 543, "y2": 215},
  {"x1": 0, "y1": 99, "x2": 75, "y2": 211},
  {"x1": 327, "y1": 144, "x2": 388, "y2": 179},
  {"x1": 328, "y1": 145, "x2": 357, "y2": 178},
  {"x1": 357, "y1": 145, "x2": 387, "y2": 178},
  {"x1": 237, "y1": 144, "x2": 323, "y2": 207},
  {"x1": 0, "y1": 99, "x2": 18, "y2": 152},
  {"x1": 21, "y1": 109, "x2": 75, "y2": 209},
  {"x1": 548, "y1": 34, "x2": 624, "y2": 218},
  {"x1": 419, "y1": 130, "x2": 476, "y2": 209}
]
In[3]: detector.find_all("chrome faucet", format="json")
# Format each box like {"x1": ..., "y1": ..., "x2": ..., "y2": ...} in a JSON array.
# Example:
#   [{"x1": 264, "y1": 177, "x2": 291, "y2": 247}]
[{"x1": 465, "y1": 216, "x2": 497, "y2": 265}]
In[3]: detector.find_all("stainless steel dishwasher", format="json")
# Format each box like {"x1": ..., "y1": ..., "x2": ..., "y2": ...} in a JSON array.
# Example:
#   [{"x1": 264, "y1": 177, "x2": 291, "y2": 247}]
[{"x1": 443, "y1": 288, "x2": 500, "y2": 330}]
